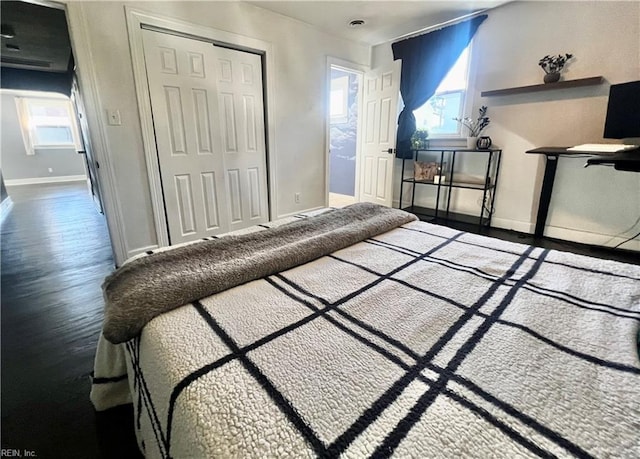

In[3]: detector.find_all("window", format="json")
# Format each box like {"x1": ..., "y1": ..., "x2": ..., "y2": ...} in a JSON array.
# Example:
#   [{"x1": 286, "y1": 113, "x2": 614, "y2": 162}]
[
  {"x1": 413, "y1": 46, "x2": 471, "y2": 137},
  {"x1": 15, "y1": 95, "x2": 80, "y2": 155},
  {"x1": 330, "y1": 75, "x2": 349, "y2": 124}
]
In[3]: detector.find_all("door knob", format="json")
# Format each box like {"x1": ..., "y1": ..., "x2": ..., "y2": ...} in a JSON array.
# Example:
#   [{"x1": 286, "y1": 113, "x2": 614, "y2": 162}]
[{"x1": 382, "y1": 148, "x2": 395, "y2": 154}]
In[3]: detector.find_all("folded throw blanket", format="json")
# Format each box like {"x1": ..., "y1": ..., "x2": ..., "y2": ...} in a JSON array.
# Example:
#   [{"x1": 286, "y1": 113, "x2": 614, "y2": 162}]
[{"x1": 102, "y1": 203, "x2": 417, "y2": 343}]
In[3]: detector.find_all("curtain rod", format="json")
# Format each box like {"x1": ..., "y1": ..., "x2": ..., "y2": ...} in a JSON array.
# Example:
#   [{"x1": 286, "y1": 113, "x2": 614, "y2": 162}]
[{"x1": 391, "y1": 8, "x2": 490, "y2": 44}]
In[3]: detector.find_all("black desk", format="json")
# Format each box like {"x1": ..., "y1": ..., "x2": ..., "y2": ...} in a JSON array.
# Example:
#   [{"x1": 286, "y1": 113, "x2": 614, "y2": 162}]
[
  {"x1": 586, "y1": 149, "x2": 640, "y2": 172},
  {"x1": 526, "y1": 146, "x2": 640, "y2": 237}
]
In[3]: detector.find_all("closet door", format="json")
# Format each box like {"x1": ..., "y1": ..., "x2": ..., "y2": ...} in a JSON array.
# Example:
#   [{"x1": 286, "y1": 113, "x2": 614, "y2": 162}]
[
  {"x1": 142, "y1": 29, "x2": 268, "y2": 244},
  {"x1": 214, "y1": 46, "x2": 269, "y2": 232}
]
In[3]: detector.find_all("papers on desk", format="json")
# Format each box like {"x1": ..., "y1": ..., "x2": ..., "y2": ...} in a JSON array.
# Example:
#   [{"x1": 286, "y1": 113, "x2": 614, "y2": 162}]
[{"x1": 567, "y1": 143, "x2": 638, "y2": 153}]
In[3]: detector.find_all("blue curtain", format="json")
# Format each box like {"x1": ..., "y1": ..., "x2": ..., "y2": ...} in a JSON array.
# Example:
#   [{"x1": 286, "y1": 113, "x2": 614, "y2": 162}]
[{"x1": 392, "y1": 15, "x2": 487, "y2": 158}]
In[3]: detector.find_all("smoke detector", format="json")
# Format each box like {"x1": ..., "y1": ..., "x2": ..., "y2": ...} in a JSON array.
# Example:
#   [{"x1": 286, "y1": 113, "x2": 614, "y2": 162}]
[{"x1": 349, "y1": 19, "x2": 366, "y2": 28}]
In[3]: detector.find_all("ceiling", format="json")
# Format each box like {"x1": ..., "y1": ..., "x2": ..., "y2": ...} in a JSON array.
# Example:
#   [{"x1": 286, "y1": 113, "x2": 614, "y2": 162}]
[
  {"x1": 245, "y1": 1, "x2": 509, "y2": 46},
  {"x1": 0, "y1": 0, "x2": 508, "y2": 75},
  {"x1": 0, "y1": 1, "x2": 71, "y2": 73}
]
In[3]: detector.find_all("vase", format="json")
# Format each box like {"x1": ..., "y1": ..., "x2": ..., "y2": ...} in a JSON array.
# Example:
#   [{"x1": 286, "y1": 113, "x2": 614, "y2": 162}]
[
  {"x1": 467, "y1": 136, "x2": 478, "y2": 150},
  {"x1": 476, "y1": 136, "x2": 492, "y2": 149},
  {"x1": 544, "y1": 72, "x2": 561, "y2": 84}
]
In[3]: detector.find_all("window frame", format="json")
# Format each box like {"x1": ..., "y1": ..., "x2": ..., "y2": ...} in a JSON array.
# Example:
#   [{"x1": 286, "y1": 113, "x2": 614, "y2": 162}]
[
  {"x1": 15, "y1": 95, "x2": 82, "y2": 155},
  {"x1": 330, "y1": 74, "x2": 350, "y2": 125}
]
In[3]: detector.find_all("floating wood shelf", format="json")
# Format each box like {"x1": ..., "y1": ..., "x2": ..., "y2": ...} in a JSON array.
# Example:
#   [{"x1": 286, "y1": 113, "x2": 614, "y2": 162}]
[{"x1": 481, "y1": 76, "x2": 604, "y2": 97}]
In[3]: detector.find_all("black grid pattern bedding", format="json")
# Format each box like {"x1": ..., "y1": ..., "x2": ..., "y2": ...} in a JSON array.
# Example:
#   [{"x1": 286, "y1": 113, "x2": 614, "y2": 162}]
[{"x1": 111, "y1": 220, "x2": 640, "y2": 458}]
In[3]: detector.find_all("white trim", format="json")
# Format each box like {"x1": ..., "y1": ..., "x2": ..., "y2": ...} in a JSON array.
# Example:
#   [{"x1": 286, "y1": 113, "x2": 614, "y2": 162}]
[
  {"x1": 4, "y1": 175, "x2": 87, "y2": 186},
  {"x1": 126, "y1": 244, "x2": 160, "y2": 261},
  {"x1": 32, "y1": 145, "x2": 78, "y2": 150},
  {"x1": 473, "y1": 217, "x2": 640, "y2": 252},
  {"x1": 277, "y1": 206, "x2": 325, "y2": 219},
  {"x1": 543, "y1": 225, "x2": 640, "y2": 252},
  {"x1": 125, "y1": 7, "x2": 278, "y2": 248},
  {"x1": 0, "y1": 197, "x2": 14, "y2": 225},
  {"x1": 325, "y1": 57, "x2": 368, "y2": 208},
  {"x1": 21, "y1": 0, "x2": 65, "y2": 10},
  {"x1": 393, "y1": 193, "x2": 414, "y2": 210},
  {"x1": 65, "y1": 2, "x2": 128, "y2": 265},
  {"x1": 490, "y1": 217, "x2": 535, "y2": 234}
]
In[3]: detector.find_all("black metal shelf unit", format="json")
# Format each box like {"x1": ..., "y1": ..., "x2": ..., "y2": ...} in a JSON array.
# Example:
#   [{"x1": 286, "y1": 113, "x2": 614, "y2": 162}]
[{"x1": 399, "y1": 147, "x2": 502, "y2": 227}]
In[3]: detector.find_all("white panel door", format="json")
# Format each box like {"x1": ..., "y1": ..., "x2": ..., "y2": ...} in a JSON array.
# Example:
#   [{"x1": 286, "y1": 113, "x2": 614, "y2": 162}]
[
  {"x1": 359, "y1": 60, "x2": 401, "y2": 207},
  {"x1": 213, "y1": 46, "x2": 269, "y2": 232},
  {"x1": 142, "y1": 29, "x2": 268, "y2": 244}
]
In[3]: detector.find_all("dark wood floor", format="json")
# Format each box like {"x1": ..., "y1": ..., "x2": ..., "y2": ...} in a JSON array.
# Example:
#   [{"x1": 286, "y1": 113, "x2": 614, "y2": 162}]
[
  {"x1": 1, "y1": 184, "x2": 637, "y2": 459},
  {"x1": 442, "y1": 219, "x2": 639, "y2": 265},
  {"x1": 1, "y1": 182, "x2": 140, "y2": 458}
]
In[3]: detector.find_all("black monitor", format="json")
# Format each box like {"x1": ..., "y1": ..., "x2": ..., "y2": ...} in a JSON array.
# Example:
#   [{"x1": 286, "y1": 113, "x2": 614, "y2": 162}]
[{"x1": 603, "y1": 80, "x2": 640, "y2": 139}]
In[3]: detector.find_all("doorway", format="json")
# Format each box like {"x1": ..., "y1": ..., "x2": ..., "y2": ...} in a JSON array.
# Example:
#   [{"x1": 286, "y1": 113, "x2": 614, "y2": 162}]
[
  {"x1": 0, "y1": 1, "x2": 105, "y2": 216},
  {"x1": 0, "y1": 2, "x2": 127, "y2": 456},
  {"x1": 327, "y1": 60, "x2": 401, "y2": 209},
  {"x1": 328, "y1": 66, "x2": 360, "y2": 208}
]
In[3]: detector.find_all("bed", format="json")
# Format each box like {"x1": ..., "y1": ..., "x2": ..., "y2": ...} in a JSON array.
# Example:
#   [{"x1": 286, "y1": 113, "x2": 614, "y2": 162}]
[{"x1": 91, "y1": 203, "x2": 640, "y2": 458}]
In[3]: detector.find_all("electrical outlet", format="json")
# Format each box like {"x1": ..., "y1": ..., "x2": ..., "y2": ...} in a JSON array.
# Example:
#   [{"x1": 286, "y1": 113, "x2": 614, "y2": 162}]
[
  {"x1": 48, "y1": 168, "x2": 53, "y2": 173},
  {"x1": 294, "y1": 192, "x2": 301, "y2": 204}
]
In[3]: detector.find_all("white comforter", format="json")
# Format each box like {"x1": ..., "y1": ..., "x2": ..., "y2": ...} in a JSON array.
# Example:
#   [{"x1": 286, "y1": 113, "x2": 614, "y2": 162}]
[{"x1": 92, "y1": 216, "x2": 640, "y2": 458}]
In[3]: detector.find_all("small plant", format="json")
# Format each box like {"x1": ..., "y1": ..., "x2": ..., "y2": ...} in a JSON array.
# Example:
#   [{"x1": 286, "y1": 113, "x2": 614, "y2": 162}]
[
  {"x1": 411, "y1": 129, "x2": 429, "y2": 149},
  {"x1": 454, "y1": 106, "x2": 490, "y2": 137},
  {"x1": 538, "y1": 53, "x2": 573, "y2": 74}
]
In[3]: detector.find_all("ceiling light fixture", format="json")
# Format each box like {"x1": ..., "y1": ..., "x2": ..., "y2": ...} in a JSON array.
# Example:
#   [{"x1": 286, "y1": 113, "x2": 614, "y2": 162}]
[
  {"x1": 349, "y1": 19, "x2": 365, "y2": 28},
  {"x1": 1, "y1": 24, "x2": 15, "y2": 39}
]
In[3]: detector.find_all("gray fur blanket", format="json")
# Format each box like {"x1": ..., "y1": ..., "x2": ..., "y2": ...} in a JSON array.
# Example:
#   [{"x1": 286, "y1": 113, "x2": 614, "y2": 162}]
[{"x1": 102, "y1": 203, "x2": 417, "y2": 343}]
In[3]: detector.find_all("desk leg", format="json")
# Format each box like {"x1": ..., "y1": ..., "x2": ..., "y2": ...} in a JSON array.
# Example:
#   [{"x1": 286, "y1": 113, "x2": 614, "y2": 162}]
[{"x1": 534, "y1": 155, "x2": 558, "y2": 238}]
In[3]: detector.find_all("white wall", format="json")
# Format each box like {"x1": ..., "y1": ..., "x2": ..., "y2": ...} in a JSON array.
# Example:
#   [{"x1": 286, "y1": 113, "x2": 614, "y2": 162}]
[
  {"x1": 374, "y1": 1, "x2": 640, "y2": 250},
  {"x1": 66, "y1": 1, "x2": 370, "y2": 263},
  {"x1": 1, "y1": 92, "x2": 87, "y2": 183}
]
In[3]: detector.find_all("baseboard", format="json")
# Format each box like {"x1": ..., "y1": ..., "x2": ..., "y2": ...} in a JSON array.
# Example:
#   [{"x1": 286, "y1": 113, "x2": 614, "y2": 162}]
[
  {"x1": 490, "y1": 217, "x2": 535, "y2": 235},
  {"x1": 493, "y1": 217, "x2": 639, "y2": 251},
  {"x1": 393, "y1": 205, "x2": 537, "y2": 234},
  {"x1": 126, "y1": 245, "x2": 160, "y2": 262},
  {"x1": 543, "y1": 225, "x2": 640, "y2": 252},
  {"x1": 393, "y1": 199, "x2": 414, "y2": 210},
  {"x1": 0, "y1": 197, "x2": 14, "y2": 225},
  {"x1": 276, "y1": 206, "x2": 324, "y2": 219},
  {"x1": 126, "y1": 206, "x2": 328, "y2": 260},
  {"x1": 5, "y1": 175, "x2": 87, "y2": 186},
  {"x1": 402, "y1": 212, "x2": 640, "y2": 252}
]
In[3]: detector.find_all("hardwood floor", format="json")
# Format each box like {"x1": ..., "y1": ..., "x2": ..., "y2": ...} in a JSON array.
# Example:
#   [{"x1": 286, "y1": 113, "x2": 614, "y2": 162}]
[
  {"x1": 1, "y1": 184, "x2": 636, "y2": 459},
  {"x1": 440, "y1": 219, "x2": 640, "y2": 265},
  {"x1": 1, "y1": 182, "x2": 140, "y2": 458}
]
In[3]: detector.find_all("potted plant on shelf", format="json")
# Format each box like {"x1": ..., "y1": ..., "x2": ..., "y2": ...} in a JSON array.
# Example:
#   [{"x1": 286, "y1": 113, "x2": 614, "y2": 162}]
[
  {"x1": 454, "y1": 106, "x2": 490, "y2": 149},
  {"x1": 538, "y1": 53, "x2": 573, "y2": 83},
  {"x1": 411, "y1": 128, "x2": 429, "y2": 149}
]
